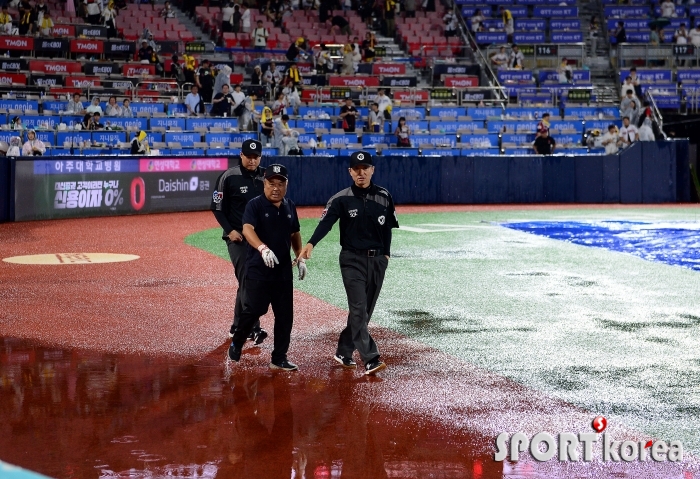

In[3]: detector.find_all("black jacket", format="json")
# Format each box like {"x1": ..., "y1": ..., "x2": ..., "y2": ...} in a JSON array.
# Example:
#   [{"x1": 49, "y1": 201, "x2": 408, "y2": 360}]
[
  {"x1": 211, "y1": 163, "x2": 265, "y2": 238},
  {"x1": 308, "y1": 182, "x2": 399, "y2": 255}
]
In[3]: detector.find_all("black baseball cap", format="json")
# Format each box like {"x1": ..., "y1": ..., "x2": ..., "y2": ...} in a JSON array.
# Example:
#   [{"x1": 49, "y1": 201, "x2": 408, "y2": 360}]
[
  {"x1": 264, "y1": 164, "x2": 288, "y2": 180},
  {"x1": 241, "y1": 139, "x2": 262, "y2": 157},
  {"x1": 349, "y1": 151, "x2": 373, "y2": 168}
]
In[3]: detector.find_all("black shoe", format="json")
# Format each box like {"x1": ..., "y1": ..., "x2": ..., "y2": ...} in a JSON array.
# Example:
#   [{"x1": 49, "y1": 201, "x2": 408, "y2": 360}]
[
  {"x1": 334, "y1": 354, "x2": 357, "y2": 369},
  {"x1": 253, "y1": 328, "x2": 268, "y2": 345},
  {"x1": 364, "y1": 358, "x2": 386, "y2": 376},
  {"x1": 228, "y1": 342, "x2": 242, "y2": 362},
  {"x1": 269, "y1": 359, "x2": 298, "y2": 371}
]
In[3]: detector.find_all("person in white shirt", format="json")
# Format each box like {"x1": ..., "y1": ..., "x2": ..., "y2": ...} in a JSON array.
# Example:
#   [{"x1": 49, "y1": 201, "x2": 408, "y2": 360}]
[
  {"x1": 185, "y1": 85, "x2": 203, "y2": 116},
  {"x1": 675, "y1": 23, "x2": 688, "y2": 44},
  {"x1": 105, "y1": 96, "x2": 123, "y2": 117},
  {"x1": 689, "y1": 24, "x2": 700, "y2": 47},
  {"x1": 490, "y1": 46, "x2": 508, "y2": 68},
  {"x1": 251, "y1": 20, "x2": 269, "y2": 50},
  {"x1": 86, "y1": 97, "x2": 103, "y2": 115},
  {"x1": 601, "y1": 124, "x2": 620, "y2": 154},
  {"x1": 443, "y1": 11, "x2": 458, "y2": 37},
  {"x1": 85, "y1": 0, "x2": 102, "y2": 25},
  {"x1": 661, "y1": 0, "x2": 676, "y2": 18},
  {"x1": 375, "y1": 89, "x2": 392, "y2": 116},
  {"x1": 509, "y1": 44, "x2": 524, "y2": 69},
  {"x1": 241, "y1": 5, "x2": 251, "y2": 33},
  {"x1": 618, "y1": 116, "x2": 638, "y2": 147},
  {"x1": 368, "y1": 102, "x2": 384, "y2": 132},
  {"x1": 620, "y1": 76, "x2": 635, "y2": 98},
  {"x1": 470, "y1": 9, "x2": 484, "y2": 33},
  {"x1": 222, "y1": 1, "x2": 235, "y2": 32},
  {"x1": 231, "y1": 84, "x2": 246, "y2": 114},
  {"x1": 263, "y1": 61, "x2": 282, "y2": 94},
  {"x1": 21, "y1": 130, "x2": 46, "y2": 156}
]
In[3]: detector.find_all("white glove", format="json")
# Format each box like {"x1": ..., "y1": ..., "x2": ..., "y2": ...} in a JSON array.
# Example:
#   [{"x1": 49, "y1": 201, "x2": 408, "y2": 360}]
[
  {"x1": 296, "y1": 258, "x2": 307, "y2": 280},
  {"x1": 257, "y1": 244, "x2": 279, "y2": 268}
]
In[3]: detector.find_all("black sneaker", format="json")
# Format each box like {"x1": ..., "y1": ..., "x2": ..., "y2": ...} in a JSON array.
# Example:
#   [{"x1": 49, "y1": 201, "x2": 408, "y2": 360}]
[
  {"x1": 364, "y1": 359, "x2": 386, "y2": 376},
  {"x1": 269, "y1": 359, "x2": 298, "y2": 371},
  {"x1": 253, "y1": 328, "x2": 268, "y2": 345},
  {"x1": 228, "y1": 342, "x2": 242, "y2": 362},
  {"x1": 334, "y1": 354, "x2": 357, "y2": 369}
]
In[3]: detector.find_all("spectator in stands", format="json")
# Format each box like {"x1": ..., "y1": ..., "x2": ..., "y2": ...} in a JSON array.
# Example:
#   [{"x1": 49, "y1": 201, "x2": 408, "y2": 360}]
[
  {"x1": 536, "y1": 113, "x2": 550, "y2": 138},
  {"x1": 260, "y1": 106, "x2": 274, "y2": 145},
  {"x1": 675, "y1": 23, "x2": 688, "y2": 44},
  {"x1": 272, "y1": 92, "x2": 288, "y2": 115},
  {"x1": 231, "y1": 84, "x2": 246, "y2": 117},
  {"x1": 185, "y1": 85, "x2": 204, "y2": 116},
  {"x1": 10, "y1": 116, "x2": 23, "y2": 130},
  {"x1": 286, "y1": 37, "x2": 309, "y2": 62},
  {"x1": 490, "y1": 46, "x2": 508, "y2": 68},
  {"x1": 340, "y1": 97, "x2": 359, "y2": 132},
  {"x1": 138, "y1": 41, "x2": 151, "y2": 61},
  {"x1": 222, "y1": 1, "x2": 235, "y2": 32},
  {"x1": 351, "y1": 40, "x2": 362, "y2": 71},
  {"x1": 661, "y1": 0, "x2": 676, "y2": 18},
  {"x1": 443, "y1": 10, "x2": 458, "y2": 38},
  {"x1": 376, "y1": 89, "x2": 392, "y2": 120},
  {"x1": 341, "y1": 43, "x2": 354, "y2": 74},
  {"x1": 282, "y1": 63, "x2": 301, "y2": 88},
  {"x1": 263, "y1": 61, "x2": 282, "y2": 94},
  {"x1": 621, "y1": 76, "x2": 635, "y2": 98},
  {"x1": 470, "y1": 9, "x2": 484, "y2": 33},
  {"x1": 368, "y1": 102, "x2": 383, "y2": 132},
  {"x1": 330, "y1": 14, "x2": 352, "y2": 36},
  {"x1": 557, "y1": 58, "x2": 573, "y2": 83},
  {"x1": 273, "y1": 114, "x2": 297, "y2": 155},
  {"x1": 601, "y1": 124, "x2": 619, "y2": 154},
  {"x1": 214, "y1": 65, "x2": 233, "y2": 96},
  {"x1": 241, "y1": 4, "x2": 251, "y2": 33},
  {"x1": 689, "y1": 23, "x2": 700, "y2": 52},
  {"x1": 81, "y1": 113, "x2": 96, "y2": 130},
  {"x1": 422, "y1": 0, "x2": 435, "y2": 13},
  {"x1": 182, "y1": 53, "x2": 196, "y2": 85},
  {"x1": 211, "y1": 84, "x2": 234, "y2": 116},
  {"x1": 319, "y1": 0, "x2": 333, "y2": 23},
  {"x1": 251, "y1": 19, "x2": 269, "y2": 51},
  {"x1": 33, "y1": 0, "x2": 48, "y2": 27},
  {"x1": 0, "y1": 6, "x2": 13, "y2": 35},
  {"x1": 102, "y1": 1, "x2": 117, "y2": 38},
  {"x1": 359, "y1": 0, "x2": 373, "y2": 27},
  {"x1": 86, "y1": 97, "x2": 103, "y2": 115},
  {"x1": 589, "y1": 16, "x2": 599, "y2": 56},
  {"x1": 239, "y1": 91, "x2": 257, "y2": 131},
  {"x1": 628, "y1": 66, "x2": 642, "y2": 96},
  {"x1": 619, "y1": 116, "x2": 638, "y2": 147},
  {"x1": 282, "y1": 84, "x2": 301, "y2": 114},
  {"x1": 92, "y1": 112, "x2": 105, "y2": 129},
  {"x1": 39, "y1": 10, "x2": 53, "y2": 36},
  {"x1": 170, "y1": 54, "x2": 186, "y2": 84},
  {"x1": 316, "y1": 44, "x2": 333, "y2": 74},
  {"x1": 404, "y1": 0, "x2": 416, "y2": 18},
  {"x1": 160, "y1": 1, "x2": 175, "y2": 19},
  {"x1": 66, "y1": 93, "x2": 85, "y2": 115},
  {"x1": 650, "y1": 25, "x2": 661, "y2": 45},
  {"x1": 508, "y1": 44, "x2": 523, "y2": 69},
  {"x1": 84, "y1": 0, "x2": 102, "y2": 25},
  {"x1": 131, "y1": 131, "x2": 149, "y2": 154},
  {"x1": 612, "y1": 21, "x2": 626, "y2": 44},
  {"x1": 395, "y1": 117, "x2": 411, "y2": 147},
  {"x1": 362, "y1": 32, "x2": 376, "y2": 62},
  {"x1": 197, "y1": 59, "x2": 215, "y2": 103},
  {"x1": 18, "y1": 0, "x2": 33, "y2": 34},
  {"x1": 105, "y1": 96, "x2": 122, "y2": 117},
  {"x1": 500, "y1": 7, "x2": 514, "y2": 44},
  {"x1": 122, "y1": 99, "x2": 134, "y2": 118},
  {"x1": 621, "y1": 89, "x2": 639, "y2": 123},
  {"x1": 251, "y1": 65, "x2": 263, "y2": 87},
  {"x1": 6, "y1": 137, "x2": 21, "y2": 158},
  {"x1": 533, "y1": 129, "x2": 555, "y2": 155},
  {"x1": 384, "y1": 0, "x2": 396, "y2": 38},
  {"x1": 21, "y1": 130, "x2": 45, "y2": 156}
]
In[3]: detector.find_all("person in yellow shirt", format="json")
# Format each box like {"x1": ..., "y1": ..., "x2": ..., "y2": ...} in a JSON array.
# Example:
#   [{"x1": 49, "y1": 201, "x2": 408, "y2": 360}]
[
  {"x1": 500, "y1": 6, "x2": 514, "y2": 43},
  {"x1": 0, "y1": 6, "x2": 13, "y2": 35},
  {"x1": 39, "y1": 11, "x2": 53, "y2": 36},
  {"x1": 182, "y1": 53, "x2": 197, "y2": 85}
]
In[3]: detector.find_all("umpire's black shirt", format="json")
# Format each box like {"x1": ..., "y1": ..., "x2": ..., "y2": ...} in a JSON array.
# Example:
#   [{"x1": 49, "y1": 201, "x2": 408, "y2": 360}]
[
  {"x1": 211, "y1": 163, "x2": 265, "y2": 238},
  {"x1": 308, "y1": 182, "x2": 399, "y2": 255},
  {"x1": 242, "y1": 195, "x2": 300, "y2": 282}
]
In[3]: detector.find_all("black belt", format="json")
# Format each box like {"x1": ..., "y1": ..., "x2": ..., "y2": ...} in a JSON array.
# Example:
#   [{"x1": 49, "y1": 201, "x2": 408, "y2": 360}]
[{"x1": 343, "y1": 248, "x2": 383, "y2": 257}]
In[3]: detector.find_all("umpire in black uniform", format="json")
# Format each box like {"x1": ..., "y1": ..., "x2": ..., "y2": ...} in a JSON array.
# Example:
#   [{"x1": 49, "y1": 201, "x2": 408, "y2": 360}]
[
  {"x1": 228, "y1": 164, "x2": 308, "y2": 371},
  {"x1": 211, "y1": 139, "x2": 268, "y2": 344},
  {"x1": 300, "y1": 151, "x2": 399, "y2": 375}
]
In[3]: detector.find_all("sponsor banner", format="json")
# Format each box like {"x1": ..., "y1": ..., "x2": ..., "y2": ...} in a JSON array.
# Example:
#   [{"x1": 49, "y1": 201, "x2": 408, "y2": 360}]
[
  {"x1": 51, "y1": 25, "x2": 75, "y2": 36},
  {"x1": 372, "y1": 63, "x2": 406, "y2": 75},
  {"x1": 461, "y1": 88, "x2": 493, "y2": 102},
  {"x1": 0, "y1": 36, "x2": 34, "y2": 51},
  {"x1": 433, "y1": 63, "x2": 479, "y2": 78},
  {"x1": 300, "y1": 75, "x2": 328, "y2": 86},
  {"x1": 444, "y1": 76, "x2": 479, "y2": 88},
  {"x1": 0, "y1": 99, "x2": 39, "y2": 111},
  {"x1": 0, "y1": 72, "x2": 27, "y2": 85},
  {"x1": 475, "y1": 32, "x2": 507, "y2": 44},
  {"x1": 498, "y1": 71, "x2": 534, "y2": 82},
  {"x1": 35, "y1": 38, "x2": 70, "y2": 52},
  {"x1": 619, "y1": 69, "x2": 672, "y2": 83},
  {"x1": 65, "y1": 76, "x2": 102, "y2": 88},
  {"x1": 102, "y1": 79, "x2": 136, "y2": 89},
  {"x1": 533, "y1": 6, "x2": 578, "y2": 17},
  {"x1": 30, "y1": 60, "x2": 82, "y2": 74},
  {"x1": 14, "y1": 157, "x2": 228, "y2": 221},
  {"x1": 75, "y1": 25, "x2": 109, "y2": 38},
  {"x1": 105, "y1": 40, "x2": 135, "y2": 55},
  {"x1": 551, "y1": 32, "x2": 583, "y2": 43},
  {"x1": 0, "y1": 58, "x2": 28, "y2": 71},
  {"x1": 70, "y1": 39, "x2": 104, "y2": 54},
  {"x1": 328, "y1": 76, "x2": 380, "y2": 87},
  {"x1": 84, "y1": 63, "x2": 121, "y2": 75},
  {"x1": 123, "y1": 63, "x2": 156, "y2": 76},
  {"x1": 677, "y1": 70, "x2": 700, "y2": 81},
  {"x1": 300, "y1": 88, "x2": 331, "y2": 102},
  {"x1": 393, "y1": 90, "x2": 429, "y2": 102},
  {"x1": 158, "y1": 40, "x2": 180, "y2": 55},
  {"x1": 539, "y1": 70, "x2": 591, "y2": 83},
  {"x1": 138, "y1": 158, "x2": 228, "y2": 173},
  {"x1": 381, "y1": 76, "x2": 417, "y2": 87}
]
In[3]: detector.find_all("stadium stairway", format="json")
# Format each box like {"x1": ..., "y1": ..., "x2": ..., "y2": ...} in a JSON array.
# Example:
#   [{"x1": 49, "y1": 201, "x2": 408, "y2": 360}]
[{"x1": 579, "y1": 0, "x2": 620, "y2": 104}]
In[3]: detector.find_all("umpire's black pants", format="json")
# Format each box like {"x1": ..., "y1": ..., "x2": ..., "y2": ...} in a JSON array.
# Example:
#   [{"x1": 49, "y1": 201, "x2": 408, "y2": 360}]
[
  {"x1": 231, "y1": 279, "x2": 294, "y2": 364},
  {"x1": 337, "y1": 251, "x2": 388, "y2": 364},
  {"x1": 226, "y1": 239, "x2": 260, "y2": 334}
]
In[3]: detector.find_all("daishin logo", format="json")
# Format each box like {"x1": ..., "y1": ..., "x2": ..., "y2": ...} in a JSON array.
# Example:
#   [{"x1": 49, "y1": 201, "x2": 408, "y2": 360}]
[{"x1": 494, "y1": 416, "x2": 683, "y2": 463}]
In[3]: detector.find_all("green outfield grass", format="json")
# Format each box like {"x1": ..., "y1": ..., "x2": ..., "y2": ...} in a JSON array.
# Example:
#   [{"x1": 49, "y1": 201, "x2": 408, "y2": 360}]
[{"x1": 185, "y1": 207, "x2": 700, "y2": 454}]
